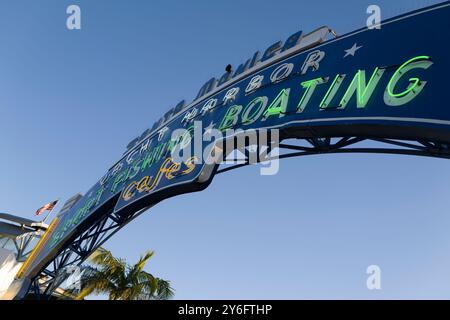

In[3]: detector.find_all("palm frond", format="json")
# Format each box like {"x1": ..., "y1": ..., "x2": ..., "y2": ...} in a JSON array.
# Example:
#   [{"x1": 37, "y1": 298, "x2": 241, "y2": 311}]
[
  {"x1": 154, "y1": 278, "x2": 175, "y2": 300},
  {"x1": 74, "y1": 248, "x2": 174, "y2": 300}
]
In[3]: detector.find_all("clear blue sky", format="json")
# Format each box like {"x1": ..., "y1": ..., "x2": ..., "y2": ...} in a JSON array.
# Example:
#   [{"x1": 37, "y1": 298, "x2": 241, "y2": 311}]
[{"x1": 1, "y1": 0, "x2": 450, "y2": 299}]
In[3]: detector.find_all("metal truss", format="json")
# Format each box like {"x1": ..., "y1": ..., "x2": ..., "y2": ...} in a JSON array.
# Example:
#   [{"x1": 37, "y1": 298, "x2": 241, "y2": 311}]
[
  {"x1": 28, "y1": 136, "x2": 450, "y2": 299},
  {"x1": 216, "y1": 136, "x2": 450, "y2": 174},
  {"x1": 28, "y1": 205, "x2": 151, "y2": 299},
  {"x1": 7, "y1": 231, "x2": 39, "y2": 262}
]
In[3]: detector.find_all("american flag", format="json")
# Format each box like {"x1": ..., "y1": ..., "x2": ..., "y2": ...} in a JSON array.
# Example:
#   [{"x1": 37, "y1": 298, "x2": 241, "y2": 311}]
[{"x1": 35, "y1": 200, "x2": 58, "y2": 216}]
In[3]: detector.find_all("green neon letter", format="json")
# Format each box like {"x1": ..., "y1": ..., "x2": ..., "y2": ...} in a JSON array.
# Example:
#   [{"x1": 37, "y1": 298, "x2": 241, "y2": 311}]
[
  {"x1": 339, "y1": 67, "x2": 385, "y2": 109},
  {"x1": 320, "y1": 74, "x2": 346, "y2": 109},
  {"x1": 219, "y1": 105, "x2": 242, "y2": 131},
  {"x1": 297, "y1": 77, "x2": 326, "y2": 113},
  {"x1": 384, "y1": 55, "x2": 433, "y2": 106},
  {"x1": 262, "y1": 88, "x2": 290, "y2": 120},
  {"x1": 242, "y1": 96, "x2": 268, "y2": 125}
]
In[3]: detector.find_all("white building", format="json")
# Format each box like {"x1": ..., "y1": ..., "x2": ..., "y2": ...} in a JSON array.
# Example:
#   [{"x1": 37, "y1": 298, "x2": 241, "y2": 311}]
[{"x1": 0, "y1": 213, "x2": 48, "y2": 299}]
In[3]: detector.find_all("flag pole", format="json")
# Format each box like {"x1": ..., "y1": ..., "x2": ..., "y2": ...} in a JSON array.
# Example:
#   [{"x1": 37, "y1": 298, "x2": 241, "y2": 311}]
[{"x1": 42, "y1": 198, "x2": 59, "y2": 224}]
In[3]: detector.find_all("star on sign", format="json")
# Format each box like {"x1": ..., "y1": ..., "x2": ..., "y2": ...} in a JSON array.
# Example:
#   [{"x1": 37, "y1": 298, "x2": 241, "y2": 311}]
[{"x1": 344, "y1": 43, "x2": 363, "y2": 58}]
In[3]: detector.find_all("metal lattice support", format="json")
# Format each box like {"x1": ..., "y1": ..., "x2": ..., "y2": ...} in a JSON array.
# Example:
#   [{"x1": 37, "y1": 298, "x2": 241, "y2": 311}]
[
  {"x1": 29, "y1": 206, "x2": 151, "y2": 299},
  {"x1": 216, "y1": 137, "x2": 450, "y2": 174}
]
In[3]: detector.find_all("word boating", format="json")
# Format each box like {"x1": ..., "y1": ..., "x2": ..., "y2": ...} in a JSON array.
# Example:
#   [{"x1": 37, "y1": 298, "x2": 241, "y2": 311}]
[{"x1": 124, "y1": 52, "x2": 432, "y2": 157}]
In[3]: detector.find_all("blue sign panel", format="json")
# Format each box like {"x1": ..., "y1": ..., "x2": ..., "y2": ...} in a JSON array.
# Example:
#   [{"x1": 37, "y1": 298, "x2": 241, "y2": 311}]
[{"x1": 20, "y1": 2, "x2": 450, "y2": 279}]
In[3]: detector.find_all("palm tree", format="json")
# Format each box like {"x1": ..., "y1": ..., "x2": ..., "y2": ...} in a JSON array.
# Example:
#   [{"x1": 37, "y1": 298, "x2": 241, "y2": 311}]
[{"x1": 73, "y1": 248, "x2": 174, "y2": 300}]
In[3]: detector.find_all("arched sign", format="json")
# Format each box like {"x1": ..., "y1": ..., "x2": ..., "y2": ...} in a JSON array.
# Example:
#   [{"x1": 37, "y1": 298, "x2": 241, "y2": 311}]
[{"x1": 16, "y1": 2, "x2": 450, "y2": 291}]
